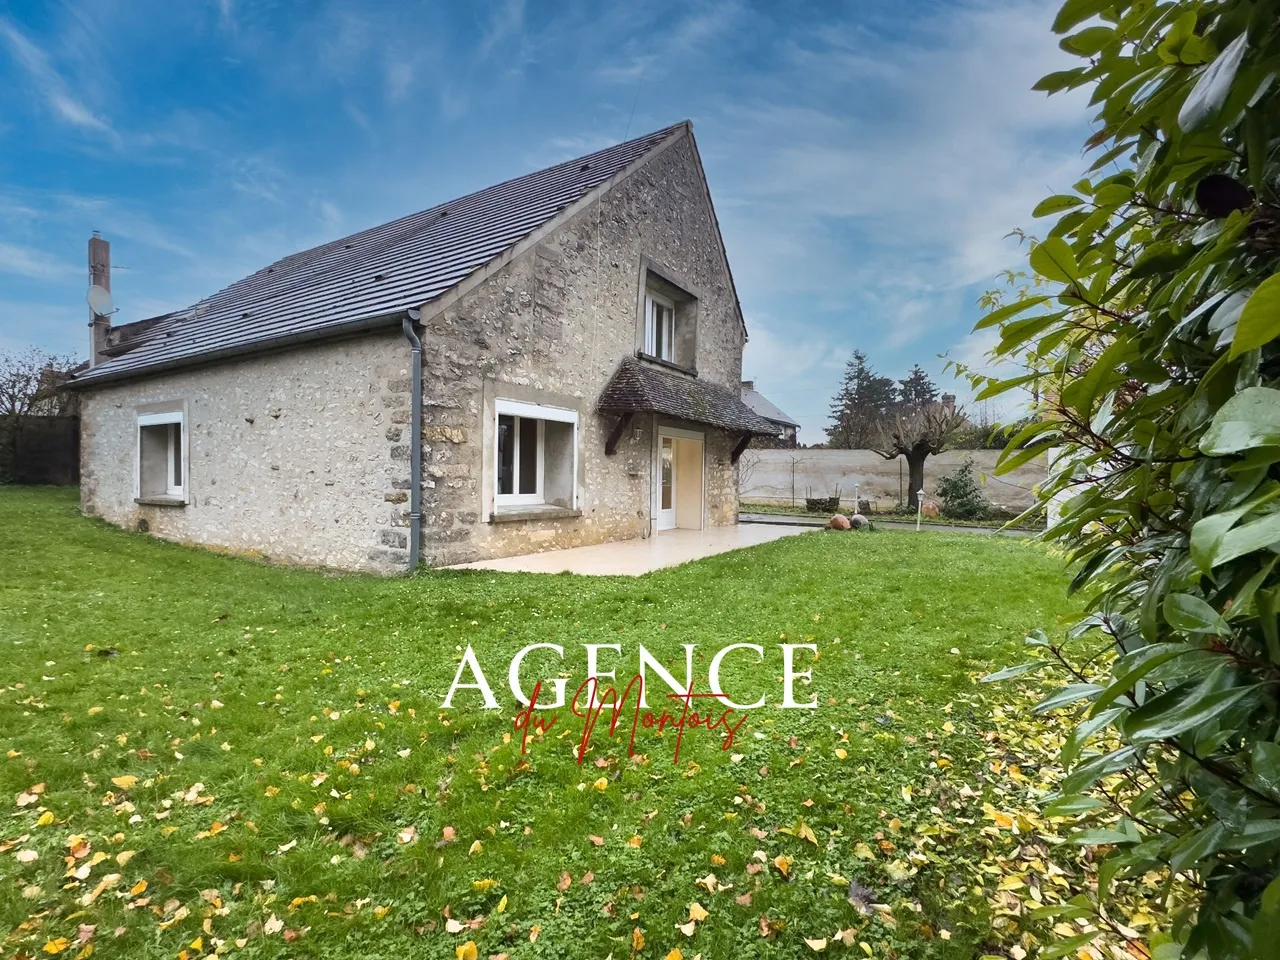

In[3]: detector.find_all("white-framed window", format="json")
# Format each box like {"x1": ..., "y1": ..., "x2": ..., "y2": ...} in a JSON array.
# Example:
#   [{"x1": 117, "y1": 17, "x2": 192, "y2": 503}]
[
  {"x1": 645, "y1": 292, "x2": 675, "y2": 362},
  {"x1": 494, "y1": 399, "x2": 578, "y2": 510},
  {"x1": 137, "y1": 410, "x2": 186, "y2": 501}
]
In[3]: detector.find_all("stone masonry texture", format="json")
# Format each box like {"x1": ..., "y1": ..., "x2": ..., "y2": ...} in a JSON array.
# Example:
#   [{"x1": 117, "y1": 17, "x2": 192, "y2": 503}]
[{"x1": 79, "y1": 333, "x2": 411, "y2": 574}]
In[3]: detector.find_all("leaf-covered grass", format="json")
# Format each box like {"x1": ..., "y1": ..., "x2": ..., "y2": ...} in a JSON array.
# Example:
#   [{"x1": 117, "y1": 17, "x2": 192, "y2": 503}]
[{"x1": 1, "y1": 487, "x2": 1081, "y2": 959}]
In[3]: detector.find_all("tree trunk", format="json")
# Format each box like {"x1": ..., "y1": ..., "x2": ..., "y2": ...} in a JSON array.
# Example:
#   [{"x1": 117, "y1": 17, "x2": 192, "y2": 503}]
[{"x1": 905, "y1": 451, "x2": 927, "y2": 510}]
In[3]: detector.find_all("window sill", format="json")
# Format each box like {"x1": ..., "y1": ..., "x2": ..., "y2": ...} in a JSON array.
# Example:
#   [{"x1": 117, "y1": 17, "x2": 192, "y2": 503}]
[
  {"x1": 635, "y1": 351, "x2": 697, "y2": 377},
  {"x1": 135, "y1": 496, "x2": 187, "y2": 508},
  {"x1": 489, "y1": 504, "x2": 582, "y2": 524}
]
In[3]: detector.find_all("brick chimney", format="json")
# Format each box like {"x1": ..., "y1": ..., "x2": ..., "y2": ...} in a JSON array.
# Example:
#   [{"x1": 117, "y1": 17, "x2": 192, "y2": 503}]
[
  {"x1": 88, "y1": 231, "x2": 111, "y2": 367},
  {"x1": 741, "y1": 380, "x2": 754, "y2": 392},
  {"x1": 941, "y1": 393, "x2": 956, "y2": 414}
]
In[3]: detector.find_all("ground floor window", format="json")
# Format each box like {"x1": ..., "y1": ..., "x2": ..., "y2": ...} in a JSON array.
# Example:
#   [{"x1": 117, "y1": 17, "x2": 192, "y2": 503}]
[
  {"x1": 137, "y1": 410, "x2": 186, "y2": 500},
  {"x1": 494, "y1": 399, "x2": 577, "y2": 510}
]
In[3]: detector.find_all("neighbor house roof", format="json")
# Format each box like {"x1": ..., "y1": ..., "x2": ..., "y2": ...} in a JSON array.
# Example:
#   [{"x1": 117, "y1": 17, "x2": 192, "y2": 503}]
[
  {"x1": 597, "y1": 358, "x2": 780, "y2": 435},
  {"x1": 73, "y1": 123, "x2": 694, "y2": 387},
  {"x1": 740, "y1": 384, "x2": 800, "y2": 429}
]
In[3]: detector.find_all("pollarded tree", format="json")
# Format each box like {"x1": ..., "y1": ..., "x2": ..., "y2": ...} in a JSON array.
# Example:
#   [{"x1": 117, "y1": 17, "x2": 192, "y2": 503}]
[
  {"x1": 973, "y1": 0, "x2": 1280, "y2": 956},
  {"x1": 871, "y1": 400, "x2": 965, "y2": 510}
]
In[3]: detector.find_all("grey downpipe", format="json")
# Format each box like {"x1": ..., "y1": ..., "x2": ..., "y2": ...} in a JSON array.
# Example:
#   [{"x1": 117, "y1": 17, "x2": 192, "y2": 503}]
[{"x1": 402, "y1": 311, "x2": 423, "y2": 571}]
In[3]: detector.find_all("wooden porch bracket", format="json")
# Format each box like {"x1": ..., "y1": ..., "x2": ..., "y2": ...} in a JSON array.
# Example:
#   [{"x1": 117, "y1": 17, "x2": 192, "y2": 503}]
[
  {"x1": 730, "y1": 433, "x2": 752, "y2": 464},
  {"x1": 604, "y1": 412, "x2": 634, "y2": 456}
]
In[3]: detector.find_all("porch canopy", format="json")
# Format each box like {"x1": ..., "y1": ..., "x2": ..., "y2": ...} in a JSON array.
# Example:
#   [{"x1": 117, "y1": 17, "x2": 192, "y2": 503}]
[{"x1": 597, "y1": 357, "x2": 780, "y2": 461}]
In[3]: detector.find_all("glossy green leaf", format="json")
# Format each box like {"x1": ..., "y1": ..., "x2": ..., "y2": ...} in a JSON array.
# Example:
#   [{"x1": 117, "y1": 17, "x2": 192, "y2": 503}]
[
  {"x1": 1169, "y1": 822, "x2": 1227, "y2": 873},
  {"x1": 974, "y1": 295, "x2": 1050, "y2": 329},
  {"x1": 1163, "y1": 593, "x2": 1229, "y2": 635},
  {"x1": 1029, "y1": 237, "x2": 1080, "y2": 284},
  {"x1": 1033, "y1": 194, "x2": 1085, "y2": 217},
  {"x1": 980, "y1": 661, "x2": 1046, "y2": 682},
  {"x1": 1179, "y1": 32, "x2": 1249, "y2": 132},
  {"x1": 1229, "y1": 275, "x2": 1280, "y2": 358},
  {"x1": 1033, "y1": 682, "x2": 1105, "y2": 715},
  {"x1": 1201, "y1": 387, "x2": 1280, "y2": 455},
  {"x1": 1051, "y1": 0, "x2": 1116, "y2": 34},
  {"x1": 1122, "y1": 669, "x2": 1257, "y2": 743},
  {"x1": 1061, "y1": 26, "x2": 1114, "y2": 56}
]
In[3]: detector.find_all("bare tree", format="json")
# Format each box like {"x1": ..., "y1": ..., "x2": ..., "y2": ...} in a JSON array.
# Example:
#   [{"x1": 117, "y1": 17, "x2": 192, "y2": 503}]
[
  {"x1": 872, "y1": 402, "x2": 966, "y2": 510},
  {"x1": 737, "y1": 449, "x2": 760, "y2": 498},
  {"x1": 0, "y1": 348, "x2": 79, "y2": 419}
]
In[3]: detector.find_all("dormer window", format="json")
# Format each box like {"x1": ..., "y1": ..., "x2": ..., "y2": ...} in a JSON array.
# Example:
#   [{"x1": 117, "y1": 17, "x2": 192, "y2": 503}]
[{"x1": 645, "y1": 292, "x2": 676, "y2": 362}]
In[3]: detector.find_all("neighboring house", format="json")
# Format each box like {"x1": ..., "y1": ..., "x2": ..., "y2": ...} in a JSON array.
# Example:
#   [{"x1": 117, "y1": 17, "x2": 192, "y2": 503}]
[
  {"x1": 69, "y1": 122, "x2": 779, "y2": 572},
  {"x1": 740, "y1": 381, "x2": 799, "y2": 448}
]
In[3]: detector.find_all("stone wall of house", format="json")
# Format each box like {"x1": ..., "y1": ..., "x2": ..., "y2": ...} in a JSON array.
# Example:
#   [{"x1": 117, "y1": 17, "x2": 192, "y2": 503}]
[
  {"x1": 78, "y1": 332, "x2": 413, "y2": 573},
  {"x1": 415, "y1": 130, "x2": 748, "y2": 565}
]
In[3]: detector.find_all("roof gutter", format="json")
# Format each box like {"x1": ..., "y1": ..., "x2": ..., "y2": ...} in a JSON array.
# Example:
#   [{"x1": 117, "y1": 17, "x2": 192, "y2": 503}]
[
  {"x1": 402, "y1": 310, "x2": 423, "y2": 573},
  {"x1": 64, "y1": 311, "x2": 406, "y2": 390}
]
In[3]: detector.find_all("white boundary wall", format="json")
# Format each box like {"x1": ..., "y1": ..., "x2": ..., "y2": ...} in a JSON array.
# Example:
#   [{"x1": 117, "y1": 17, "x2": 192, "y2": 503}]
[{"x1": 740, "y1": 448, "x2": 1048, "y2": 511}]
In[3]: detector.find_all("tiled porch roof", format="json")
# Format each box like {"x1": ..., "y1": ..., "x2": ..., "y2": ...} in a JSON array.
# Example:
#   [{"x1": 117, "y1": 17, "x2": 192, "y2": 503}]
[{"x1": 597, "y1": 357, "x2": 780, "y2": 435}]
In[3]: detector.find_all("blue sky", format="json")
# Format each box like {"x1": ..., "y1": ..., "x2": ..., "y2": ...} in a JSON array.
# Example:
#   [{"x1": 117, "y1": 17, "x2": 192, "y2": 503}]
[{"x1": 0, "y1": 0, "x2": 1091, "y2": 440}]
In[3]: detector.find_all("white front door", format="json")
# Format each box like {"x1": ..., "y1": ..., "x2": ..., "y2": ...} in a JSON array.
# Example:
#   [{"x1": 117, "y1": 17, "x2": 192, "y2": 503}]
[{"x1": 658, "y1": 436, "x2": 677, "y2": 530}]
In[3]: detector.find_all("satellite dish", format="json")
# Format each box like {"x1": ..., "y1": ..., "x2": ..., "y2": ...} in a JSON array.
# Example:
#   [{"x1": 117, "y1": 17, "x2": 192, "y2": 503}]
[{"x1": 87, "y1": 284, "x2": 115, "y2": 317}]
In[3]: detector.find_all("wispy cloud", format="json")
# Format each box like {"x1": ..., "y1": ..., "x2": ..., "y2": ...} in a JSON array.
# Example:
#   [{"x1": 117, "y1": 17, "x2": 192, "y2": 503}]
[
  {"x1": 595, "y1": 0, "x2": 741, "y2": 84},
  {"x1": 216, "y1": 0, "x2": 236, "y2": 32},
  {"x1": 0, "y1": 17, "x2": 116, "y2": 140},
  {"x1": 0, "y1": 242, "x2": 80, "y2": 281},
  {"x1": 478, "y1": 0, "x2": 525, "y2": 59}
]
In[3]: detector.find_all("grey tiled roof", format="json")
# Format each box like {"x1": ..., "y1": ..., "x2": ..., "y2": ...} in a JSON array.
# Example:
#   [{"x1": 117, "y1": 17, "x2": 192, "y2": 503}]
[
  {"x1": 597, "y1": 357, "x2": 781, "y2": 435},
  {"x1": 74, "y1": 123, "x2": 686, "y2": 386},
  {"x1": 741, "y1": 385, "x2": 799, "y2": 428}
]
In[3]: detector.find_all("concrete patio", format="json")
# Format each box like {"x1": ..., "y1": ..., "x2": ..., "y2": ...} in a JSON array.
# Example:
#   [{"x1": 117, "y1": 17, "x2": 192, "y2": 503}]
[{"x1": 444, "y1": 524, "x2": 813, "y2": 575}]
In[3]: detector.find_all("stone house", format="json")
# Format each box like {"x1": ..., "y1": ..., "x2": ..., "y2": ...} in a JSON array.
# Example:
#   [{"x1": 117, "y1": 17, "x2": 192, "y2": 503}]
[
  {"x1": 69, "y1": 122, "x2": 778, "y2": 572},
  {"x1": 740, "y1": 381, "x2": 800, "y2": 448}
]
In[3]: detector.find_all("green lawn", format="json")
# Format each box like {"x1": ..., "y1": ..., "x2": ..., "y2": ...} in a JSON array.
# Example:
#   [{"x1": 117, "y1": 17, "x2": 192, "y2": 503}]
[{"x1": 0, "y1": 488, "x2": 1081, "y2": 960}]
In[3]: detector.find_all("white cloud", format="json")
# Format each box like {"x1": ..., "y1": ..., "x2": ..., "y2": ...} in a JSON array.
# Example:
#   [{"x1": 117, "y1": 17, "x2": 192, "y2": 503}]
[
  {"x1": 595, "y1": 0, "x2": 741, "y2": 83},
  {"x1": 0, "y1": 242, "x2": 79, "y2": 281},
  {"x1": 0, "y1": 17, "x2": 116, "y2": 139},
  {"x1": 705, "y1": 0, "x2": 1091, "y2": 438},
  {"x1": 478, "y1": 0, "x2": 525, "y2": 59},
  {"x1": 217, "y1": 0, "x2": 236, "y2": 31},
  {"x1": 384, "y1": 59, "x2": 415, "y2": 102}
]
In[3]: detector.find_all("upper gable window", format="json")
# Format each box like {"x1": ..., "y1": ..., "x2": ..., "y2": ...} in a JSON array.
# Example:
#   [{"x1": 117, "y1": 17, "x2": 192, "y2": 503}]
[
  {"x1": 645, "y1": 292, "x2": 676, "y2": 362},
  {"x1": 640, "y1": 271, "x2": 697, "y2": 372}
]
